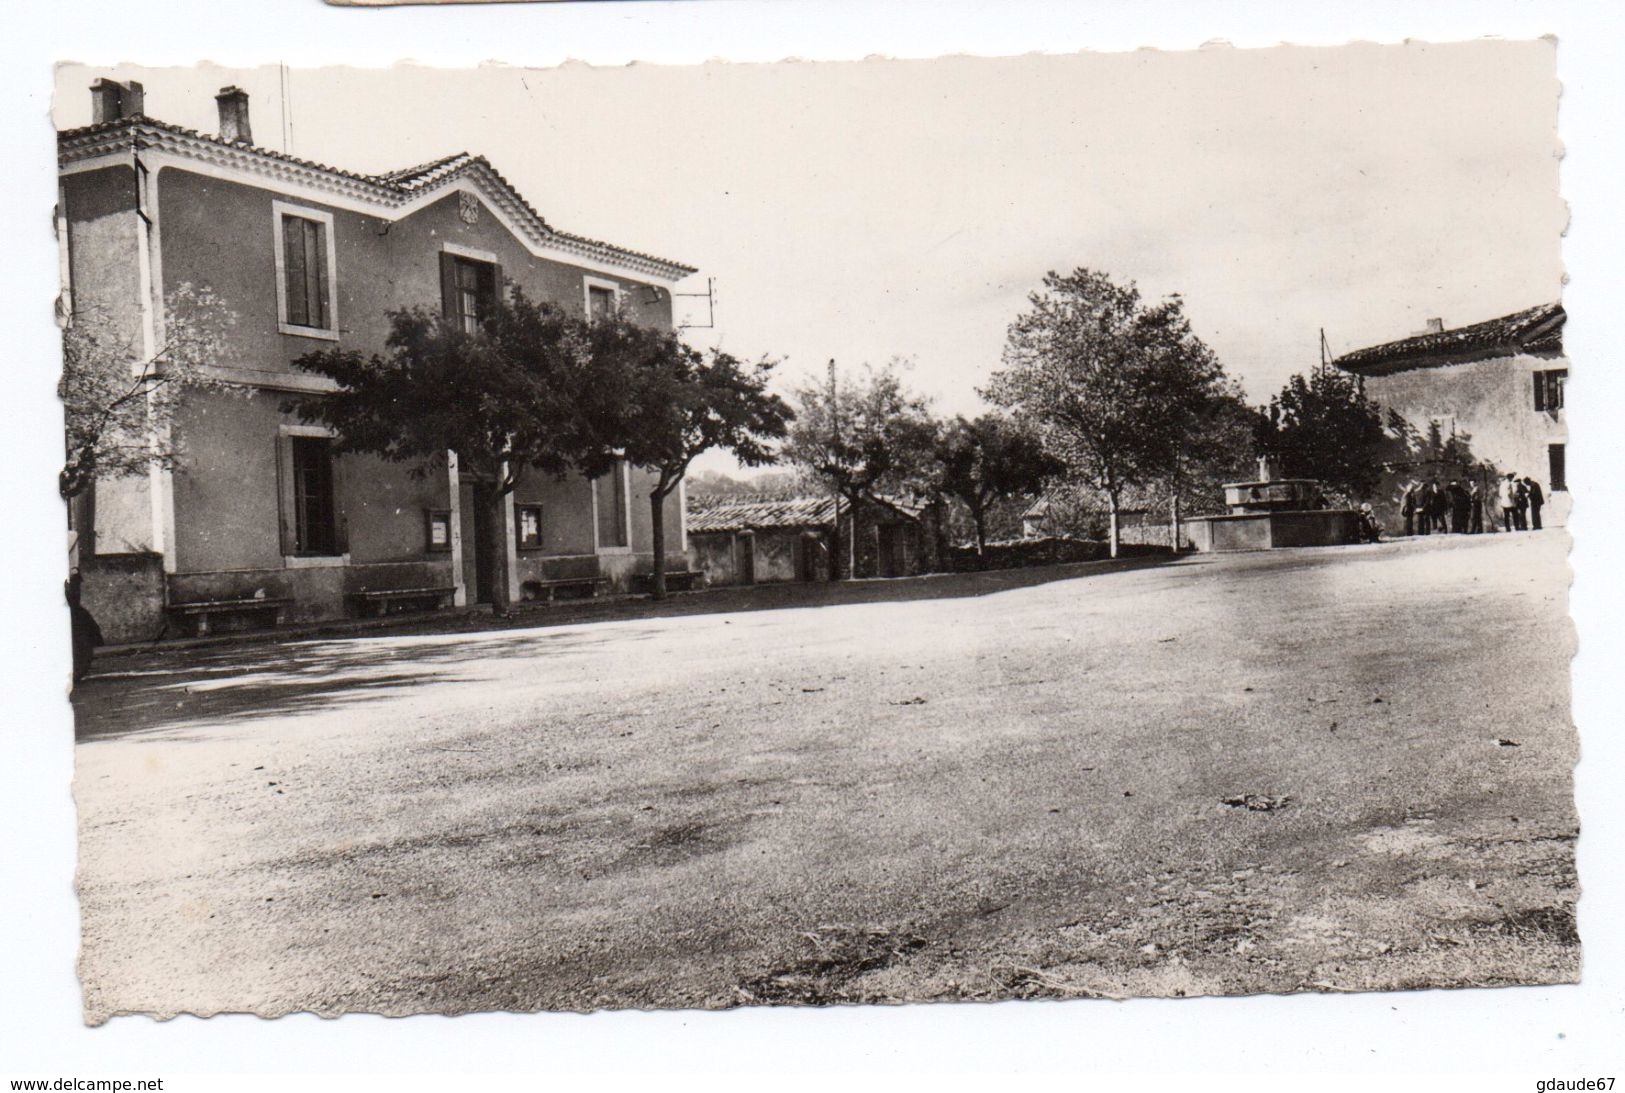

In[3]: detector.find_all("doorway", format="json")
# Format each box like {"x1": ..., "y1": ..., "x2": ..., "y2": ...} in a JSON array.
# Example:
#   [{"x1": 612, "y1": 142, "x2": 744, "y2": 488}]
[
  {"x1": 877, "y1": 523, "x2": 906, "y2": 579},
  {"x1": 459, "y1": 481, "x2": 497, "y2": 604},
  {"x1": 735, "y1": 533, "x2": 756, "y2": 586}
]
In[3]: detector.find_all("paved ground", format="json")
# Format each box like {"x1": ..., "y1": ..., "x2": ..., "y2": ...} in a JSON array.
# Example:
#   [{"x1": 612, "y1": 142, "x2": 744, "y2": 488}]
[{"x1": 72, "y1": 531, "x2": 1577, "y2": 1022}]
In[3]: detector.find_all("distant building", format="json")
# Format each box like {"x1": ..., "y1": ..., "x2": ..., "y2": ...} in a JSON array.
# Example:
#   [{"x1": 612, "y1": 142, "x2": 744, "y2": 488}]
[
  {"x1": 1335, "y1": 303, "x2": 1569, "y2": 527},
  {"x1": 60, "y1": 79, "x2": 696, "y2": 641},
  {"x1": 686, "y1": 496, "x2": 932, "y2": 586}
]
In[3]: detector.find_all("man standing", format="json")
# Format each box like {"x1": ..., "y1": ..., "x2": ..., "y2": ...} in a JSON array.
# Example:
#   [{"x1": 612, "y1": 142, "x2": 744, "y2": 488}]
[
  {"x1": 1401, "y1": 482, "x2": 1418, "y2": 537},
  {"x1": 1426, "y1": 478, "x2": 1448, "y2": 536},
  {"x1": 1513, "y1": 477, "x2": 1530, "y2": 530},
  {"x1": 1469, "y1": 479, "x2": 1485, "y2": 534},
  {"x1": 1448, "y1": 480, "x2": 1470, "y2": 534},
  {"x1": 1523, "y1": 476, "x2": 1545, "y2": 531},
  {"x1": 1497, "y1": 472, "x2": 1518, "y2": 532}
]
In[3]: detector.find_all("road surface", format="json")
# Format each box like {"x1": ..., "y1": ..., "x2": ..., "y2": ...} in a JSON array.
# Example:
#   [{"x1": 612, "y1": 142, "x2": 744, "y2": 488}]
[{"x1": 72, "y1": 531, "x2": 1576, "y2": 1021}]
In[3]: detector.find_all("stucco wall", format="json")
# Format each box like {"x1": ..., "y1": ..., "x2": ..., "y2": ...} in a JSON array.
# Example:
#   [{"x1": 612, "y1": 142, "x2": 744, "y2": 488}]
[
  {"x1": 65, "y1": 166, "x2": 157, "y2": 556},
  {"x1": 155, "y1": 168, "x2": 674, "y2": 384},
  {"x1": 67, "y1": 156, "x2": 689, "y2": 626},
  {"x1": 1359, "y1": 352, "x2": 1570, "y2": 527}
]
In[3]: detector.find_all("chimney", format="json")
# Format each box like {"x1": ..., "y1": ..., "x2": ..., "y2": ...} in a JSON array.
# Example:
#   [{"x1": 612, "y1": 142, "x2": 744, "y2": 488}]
[
  {"x1": 215, "y1": 85, "x2": 252, "y2": 145},
  {"x1": 1425, "y1": 318, "x2": 1445, "y2": 334},
  {"x1": 90, "y1": 78, "x2": 124, "y2": 123},
  {"x1": 90, "y1": 78, "x2": 145, "y2": 123}
]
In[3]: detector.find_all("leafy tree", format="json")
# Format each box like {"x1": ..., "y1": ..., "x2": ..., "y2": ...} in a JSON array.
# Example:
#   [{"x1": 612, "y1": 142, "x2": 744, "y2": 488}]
[
  {"x1": 685, "y1": 468, "x2": 803, "y2": 502},
  {"x1": 579, "y1": 314, "x2": 793, "y2": 599},
  {"x1": 986, "y1": 268, "x2": 1234, "y2": 557},
  {"x1": 1255, "y1": 367, "x2": 1387, "y2": 499},
  {"x1": 931, "y1": 412, "x2": 1062, "y2": 557},
  {"x1": 783, "y1": 359, "x2": 937, "y2": 579},
  {"x1": 290, "y1": 288, "x2": 609, "y2": 611},
  {"x1": 59, "y1": 283, "x2": 235, "y2": 500}
]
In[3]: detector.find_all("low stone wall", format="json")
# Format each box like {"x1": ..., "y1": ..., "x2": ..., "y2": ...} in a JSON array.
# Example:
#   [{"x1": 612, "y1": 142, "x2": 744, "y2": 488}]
[
  {"x1": 947, "y1": 536, "x2": 1106, "y2": 571},
  {"x1": 79, "y1": 553, "x2": 166, "y2": 645}
]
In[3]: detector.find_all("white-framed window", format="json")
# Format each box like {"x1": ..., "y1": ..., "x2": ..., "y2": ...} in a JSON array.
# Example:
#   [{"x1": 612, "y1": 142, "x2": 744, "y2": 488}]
[
  {"x1": 440, "y1": 243, "x2": 501, "y2": 334},
  {"x1": 273, "y1": 201, "x2": 339, "y2": 340},
  {"x1": 584, "y1": 275, "x2": 620, "y2": 321},
  {"x1": 277, "y1": 425, "x2": 347, "y2": 562},
  {"x1": 593, "y1": 459, "x2": 631, "y2": 552}
]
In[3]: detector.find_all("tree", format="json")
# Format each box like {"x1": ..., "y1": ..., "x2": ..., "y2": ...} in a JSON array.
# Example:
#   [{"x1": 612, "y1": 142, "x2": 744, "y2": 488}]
[
  {"x1": 931, "y1": 412, "x2": 1062, "y2": 558},
  {"x1": 783, "y1": 360, "x2": 937, "y2": 579},
  {"x1": 1254, "y1": 367, "x2": 1387, "y2": 500},
  {"x1": 290, "y1": 288, "x2": 609, "y2": 612},
  {"x1": 580, "y1": 314, "x2": 793, "y2": 599},
  {"x1": 986, "y1": 268, "x2": 1234, "y2": 557},
  {"x1": 59, "y1": 283, "x2": 235, "y2": 501}
]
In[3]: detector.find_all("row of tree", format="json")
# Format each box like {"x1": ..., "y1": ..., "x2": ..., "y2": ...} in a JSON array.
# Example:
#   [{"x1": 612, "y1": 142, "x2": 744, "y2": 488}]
[
  {"x1": 62, "y1": 267, "x2": 1395, "y2": 598},
  {"x1": 778, "y1": 269, "x2": 1391, "y2": 560}
]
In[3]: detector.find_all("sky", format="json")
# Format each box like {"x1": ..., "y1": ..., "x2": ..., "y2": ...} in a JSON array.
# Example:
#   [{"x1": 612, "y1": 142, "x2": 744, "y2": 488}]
[{"x1": 56, "y1": 43, "x2": 1563, "y2": 468}]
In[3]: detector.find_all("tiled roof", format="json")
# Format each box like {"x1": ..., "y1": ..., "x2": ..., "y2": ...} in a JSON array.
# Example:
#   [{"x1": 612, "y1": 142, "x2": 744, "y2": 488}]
[
  {"x1": 57, "y1": 114, "x2": 695, "y2": 281},
  {"x1": 378, "y1": 152, "x2": 478, "y2": 190},
  {"x1": 686, "y1": 497, "x2": 837, "y2": 533},
  {"x1": 686, "y1": 494, "x2": 928, "y2": 533},
  {"x1": 1334, "y1": 303, "x2": 1565, "y2": 376}
]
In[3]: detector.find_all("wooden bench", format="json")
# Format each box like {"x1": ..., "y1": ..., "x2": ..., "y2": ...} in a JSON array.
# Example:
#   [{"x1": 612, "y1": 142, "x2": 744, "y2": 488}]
[
  {"x1": 634, "y1": 570, "x2": 704, "y2": 594},
  {"x1": 349, "y1": 586, "x2": 458, "y2": 618},
  {"x1": 165, "y1": 597, "x2": 293, "y2": 637},
  {"x1": 521, "y1": 576, "x2": 610, "y2": 603}
]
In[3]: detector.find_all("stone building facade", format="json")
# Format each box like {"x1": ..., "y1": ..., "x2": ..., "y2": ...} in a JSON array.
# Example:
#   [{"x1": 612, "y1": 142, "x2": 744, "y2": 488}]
[
  {"x1": 61, "y1": 79, "x2": 696, "y2": 641},
  {"x1": 687, "y1": 496, "x2": 933, "y2": 586},
  {"x1": 1334, "y1": 303, "x2": 1569, "y2": 530}
]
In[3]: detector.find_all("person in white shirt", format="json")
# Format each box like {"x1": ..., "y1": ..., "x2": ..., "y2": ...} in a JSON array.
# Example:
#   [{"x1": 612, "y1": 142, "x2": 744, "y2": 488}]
[{"x1": 1496, "y1": 472, "x2": 1518, "y2": 532}]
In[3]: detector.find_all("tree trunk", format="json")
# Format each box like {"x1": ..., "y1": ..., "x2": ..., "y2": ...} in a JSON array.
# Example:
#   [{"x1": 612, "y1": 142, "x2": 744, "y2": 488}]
[
  {"x1": 1107, "y1": 490, "x2": 1121, "y2": 559},
  {"x1": 974, "y1": 507, "x2": 987, "y2": 564},
  {"x1": 1170, "y1": 494, "x2": 1181, "y2": 553},
  {"x1": 649, "y1": 488, "x2": 669, "y2": 600}
]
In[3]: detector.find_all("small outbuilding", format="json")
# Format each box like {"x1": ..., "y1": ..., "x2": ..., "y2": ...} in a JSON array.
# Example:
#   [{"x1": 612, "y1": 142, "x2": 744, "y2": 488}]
[{"x1": 687, "y1": 495, "x2": 933, "y2": 586}]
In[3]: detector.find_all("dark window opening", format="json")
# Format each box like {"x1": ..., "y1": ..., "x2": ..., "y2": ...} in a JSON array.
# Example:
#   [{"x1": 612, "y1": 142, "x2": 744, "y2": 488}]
[
  {"x1": 1533, "y1": 369, "x2": 1567, "y2": 413},
  {"x1": 1549, "y1": 443, "x2": 1567, "y2": 492},
  {"x1": 282, "y1": 214, "x2": 331, "y2": 330},
  {"x1": 452, "y1": 257, "x2": 497, "y2": 334},
  {"x1": 588, "y1": 284, "x2": 616, "y2": 321},
  {"x1": 292, "y1": 436, "x2": 338, "y2": 555}
]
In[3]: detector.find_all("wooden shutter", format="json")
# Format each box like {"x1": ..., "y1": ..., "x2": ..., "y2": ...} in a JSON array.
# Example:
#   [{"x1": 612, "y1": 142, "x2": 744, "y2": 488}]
[
  {"x1": 439, "y1": 252, "x2": 459, "y2": 323},
  {"x1": 274, "y1": 434, "x2": 295, "y2": 556},
  {"x1": 283, "y1": 217, "x2": 309, "y2": 327},
  {"x1": 1533, "y1": 372, "x2": 1547, "y2": 412},
  {"x1": 331, "y1": 448, "x2": 350, "y2": 555},
  {"x1": 312, "y1": 220, "x2": 330, "y2": 330}
]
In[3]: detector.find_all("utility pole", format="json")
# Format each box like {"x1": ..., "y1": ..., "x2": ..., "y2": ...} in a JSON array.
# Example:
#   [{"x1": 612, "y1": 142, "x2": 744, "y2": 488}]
[{"x1": 828, "y1": 359, "x2": 843, "y2": 580}]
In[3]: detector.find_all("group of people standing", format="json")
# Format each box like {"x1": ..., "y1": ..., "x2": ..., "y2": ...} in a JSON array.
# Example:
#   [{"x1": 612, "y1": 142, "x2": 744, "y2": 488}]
[{"x1": 1400, "y1": 474, "x2": 1545, "y2": 536}]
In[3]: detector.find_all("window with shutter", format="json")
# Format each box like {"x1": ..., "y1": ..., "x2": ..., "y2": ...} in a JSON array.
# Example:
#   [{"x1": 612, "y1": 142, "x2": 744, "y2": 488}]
[
  {"x1": 291, "y1": 436, "x2": 339, "y2": 555},
  {"x1": 1533, "y1": 369, "x2": 1567, "y2": 413},
  {"x1": 444, "y1": 256, "x2": 498, "y2": 333},
  {"x1": 274, "y1": 202, "x2": 338, "y2": 338}
]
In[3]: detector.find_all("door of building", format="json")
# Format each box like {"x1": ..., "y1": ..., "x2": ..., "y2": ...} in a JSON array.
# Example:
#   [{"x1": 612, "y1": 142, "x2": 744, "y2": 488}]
[
  {"x1": 736, "y1": 533, "x2": 756, "y2": 585},
  {"x1": 877, "y1": 524, "x2": 905, "y2": 578},
  {"x1": 469, "y1": 482, "x2": 496, "y2": 604}
]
